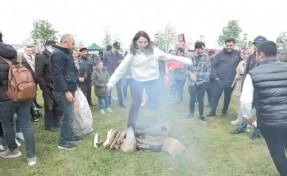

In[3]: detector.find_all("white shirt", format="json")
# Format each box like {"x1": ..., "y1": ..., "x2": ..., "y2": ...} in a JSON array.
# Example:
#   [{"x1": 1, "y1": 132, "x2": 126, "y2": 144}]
[
  {"x1": 240, "y1": 74, "x2": 254, "y2": 120},
  {"x1": 108, "y1": 48, "x2": 192, "y2": 87},
  {"x1": 24, "y1": 54, "x2": 35, "y2": 72}
]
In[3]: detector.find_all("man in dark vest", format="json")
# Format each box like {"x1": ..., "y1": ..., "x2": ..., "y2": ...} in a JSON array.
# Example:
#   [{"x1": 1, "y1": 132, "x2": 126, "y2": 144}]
[
  {"x1": 240, "y1": 41, "x2": 287, "y2": 176},
  {"x1": 231, "y1": 36, "x2": 267, "y2": 140}
]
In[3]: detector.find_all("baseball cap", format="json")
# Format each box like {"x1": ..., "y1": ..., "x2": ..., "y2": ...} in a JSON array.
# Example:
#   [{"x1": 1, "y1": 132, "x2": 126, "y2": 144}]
[
  {"x1": 252, "y1": 36, "x2": 267, "y2": 45},
  {"x1": 113, "y1": 42, "x2": 120, "y2": 49},
  {"x1": 79, "y1": 47, "x2": 88, "y2": 52}
]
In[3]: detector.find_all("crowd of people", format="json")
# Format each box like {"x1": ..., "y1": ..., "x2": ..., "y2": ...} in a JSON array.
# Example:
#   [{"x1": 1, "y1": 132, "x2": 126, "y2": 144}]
[{"x1": 0, "y1": 30, "x2": 287, "y2": 175}]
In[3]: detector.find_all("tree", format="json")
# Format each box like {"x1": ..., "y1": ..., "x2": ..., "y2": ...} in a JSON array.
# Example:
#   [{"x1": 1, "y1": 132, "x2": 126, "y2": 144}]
[
  {"x1": 22, "y1": 35, "x2": 34, "y2": 46},
  {"x1": 154, "y1": 23, "x2": 177, "y2": 52},
  {"x1": 217, "y1": 20, "x2": 242, "y2": 47},
  {"x1": 30, "y1": 20, "x2": 58, "y2": 48},
  {"x1": 102, "y1": 27, "x2": 112, "y2": 49},
  {"x1": 276, "y1": 32, "x2": 286, "y2": 49}
]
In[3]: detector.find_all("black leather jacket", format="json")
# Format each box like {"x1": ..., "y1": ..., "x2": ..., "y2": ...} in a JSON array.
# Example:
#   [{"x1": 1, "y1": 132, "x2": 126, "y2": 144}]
[{"x1": 49, "y1": 46, "x2": 78, "y2": 92}]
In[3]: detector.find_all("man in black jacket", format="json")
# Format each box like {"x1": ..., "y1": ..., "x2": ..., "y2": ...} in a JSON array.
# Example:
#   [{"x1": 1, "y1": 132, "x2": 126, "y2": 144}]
[
  {"x1": 78, "y1": 47, "x2": 92, "y2": 99},
  {"x1": 208, "y1": 38, "x2": 240, "y2": 117},
  {"x1": 35, "y1": 40, "x2": 60, "y2": 132},
  {"x1": 0, "y1": 42, "x2": 36, "y2": 166},
  {"x1": 50, "y1": 34, "x2": 78, "y2": 150},
  {"x1": 241, "y1": 41, "x2": 287, "y2": 176}
]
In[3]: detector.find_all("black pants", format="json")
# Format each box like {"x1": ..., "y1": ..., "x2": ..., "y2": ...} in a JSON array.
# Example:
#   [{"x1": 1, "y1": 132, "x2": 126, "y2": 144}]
[
  {"x1": 260, "y1": 127, "x2": 287, "y2": 176},
  {"x1": 79, "y1": 82, "x2": 88, "y2": 97},
  {"x1": 211, "y1": 80, "x2": 233, "y2": 115},
  {"x1": 188, "y1": 83, "x2": 206, "y2": 117},
  {"x1": 42, "y1": 88, "x2": 61, "y2": 129},
  {"x1": 87, "y1": 75, "x2": 92, "y2": 104},
  {"x1": 128, "y1": 79, "x2": 160, "y2": 128},
  {"x1": 206, "y1": 79, "x2": 214, "y2": 107}
]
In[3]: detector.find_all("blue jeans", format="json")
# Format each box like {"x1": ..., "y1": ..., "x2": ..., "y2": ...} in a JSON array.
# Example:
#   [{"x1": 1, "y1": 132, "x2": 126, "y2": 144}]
[
  {"x1": 13, "y1": 113, "x2": 21, "y2": 133},
  {"x1": 53, "y1": 92, "x2": 75, "y2": 145},
  {"x1": 123, "y1": 78, "x2": 131, "y2": 98},
  {"x1": 98, "y1": 96, "x2": 110, "y2": 110},
  {"x1": 238, "y1": 119, "x2": 261, "y2": 134},
  {"x1": 0, "y1": 101, "x2": 35, "y2": 158},
  {"x1": 128, "y1": 79, "x2": 161, "y2": 128}
]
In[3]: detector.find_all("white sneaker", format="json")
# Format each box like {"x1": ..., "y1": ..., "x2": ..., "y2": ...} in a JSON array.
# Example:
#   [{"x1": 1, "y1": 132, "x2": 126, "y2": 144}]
[
  {"x1": 231, "y1": 120, "x2": 241, "y2": 125},
  {"x1": 93, "y1": 133, "x2": 99, "y2": 148},
  {"x1": 0, "y1": 145, "x2": 4, "y2": 151},
  {"x1": 16, "y1": 132, "x2": 25, "y2": 141},
  {"x1": 99, "y1": 109, "x2": 105, "y2": 114},
  {"x1": 27, "y1": 155, "x2": 37, "y2": 166},
  {"x1": 0, "y1": 148, "x2": 21, "y2": 158},
  {"x1": 106, "y1": 108, "x2": 112, "y2": 113},
  {"x1": 15, "y1": 138, "x2": 21, "y2": 147}
]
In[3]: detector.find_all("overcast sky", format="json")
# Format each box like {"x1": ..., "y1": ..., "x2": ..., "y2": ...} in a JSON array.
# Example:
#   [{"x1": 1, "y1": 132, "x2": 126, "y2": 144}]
[{"x1": 1, "y1": 0, "x2": 286, "y2": 49}]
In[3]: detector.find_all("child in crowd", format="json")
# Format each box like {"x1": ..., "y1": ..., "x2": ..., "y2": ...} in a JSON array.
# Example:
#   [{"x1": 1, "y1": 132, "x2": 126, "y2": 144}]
[
  {"x1": 92, "y1": 60, "x2": 111, "y2": 114},
  {"x1": 174, "y1": 33, "x2": 189, "y2": 56}
]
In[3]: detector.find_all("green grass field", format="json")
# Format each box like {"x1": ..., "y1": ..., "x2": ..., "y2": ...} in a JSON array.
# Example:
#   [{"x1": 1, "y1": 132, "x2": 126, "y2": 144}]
[{"x1": 0, "y1": 88, "x2": 278, "y2": 176}]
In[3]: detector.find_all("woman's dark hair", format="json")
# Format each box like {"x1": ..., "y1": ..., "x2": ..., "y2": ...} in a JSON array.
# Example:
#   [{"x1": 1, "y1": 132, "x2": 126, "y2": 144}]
[
  {"x1": 130, "y1": 31, "x2": 153, "y2": 55},
  {"x1": 178, "y1": 33, "x2": 186, "y2": 42}
]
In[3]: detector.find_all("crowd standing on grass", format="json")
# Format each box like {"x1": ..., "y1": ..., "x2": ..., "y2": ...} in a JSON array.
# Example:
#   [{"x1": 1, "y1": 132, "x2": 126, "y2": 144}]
[{"x1": 0, "y1": 29, "x2": 287, "y2": 176}]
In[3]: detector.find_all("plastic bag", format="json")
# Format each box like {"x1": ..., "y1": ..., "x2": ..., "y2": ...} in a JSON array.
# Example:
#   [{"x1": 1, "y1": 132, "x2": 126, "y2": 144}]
[{"x1": 73, "y1": 88, "x2": 94, "y2": 137}]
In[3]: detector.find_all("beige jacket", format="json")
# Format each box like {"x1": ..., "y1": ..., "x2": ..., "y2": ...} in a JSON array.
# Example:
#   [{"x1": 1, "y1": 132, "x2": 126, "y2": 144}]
[{"x1": 232, "y1": 60, "x2": 246, "y2": 96}]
